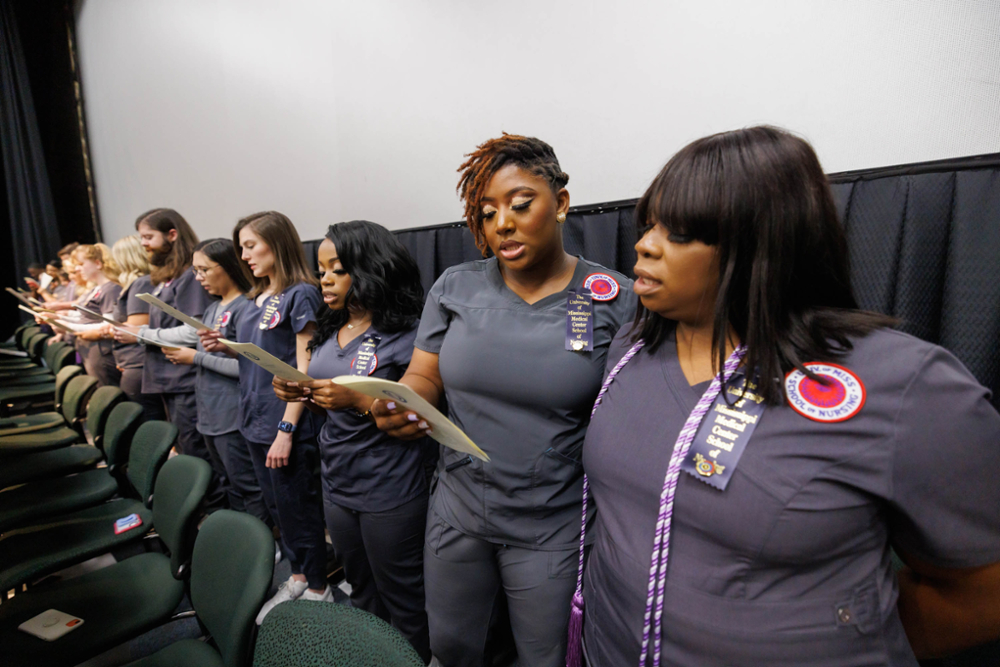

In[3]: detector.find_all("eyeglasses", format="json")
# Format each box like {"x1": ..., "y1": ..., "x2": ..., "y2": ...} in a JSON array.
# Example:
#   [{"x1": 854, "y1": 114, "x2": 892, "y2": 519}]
[{"x1": 192, "y1": 264, "x2": 220, "y2": 277}]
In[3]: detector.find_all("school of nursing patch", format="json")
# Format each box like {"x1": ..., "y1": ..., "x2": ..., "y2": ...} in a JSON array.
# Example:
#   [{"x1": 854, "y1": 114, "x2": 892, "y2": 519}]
[
  {"x1": 218, "y1": 311, "x2": 231, "y2": 328},
  {"x1": 785, "y1": 362, "x2": 866, "y2": 423},
  {"x1": 259, "y1": 295, "x2": 282, "y2": 330},
  {"x1": 583, "y1": 273, "x2": 620, "y2": 302}
]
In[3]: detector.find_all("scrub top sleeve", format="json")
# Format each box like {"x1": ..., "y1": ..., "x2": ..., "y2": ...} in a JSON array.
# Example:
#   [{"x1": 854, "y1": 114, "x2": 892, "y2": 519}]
[
  {"x1": 175, "y1": 276, "x2": 214, "y2": 319},
  {"x1": 414, "y1": 273, "x2": 450, "y2": 354},
  {"x1": 288, "y1": 285, "x2": 322, "y2": 333},
  {"x1": 889, "y1": 345, "x2": 1000, "y2": 569},
  {"x1": 125, "y1": 281, "x2": 152, "y2": 316}
]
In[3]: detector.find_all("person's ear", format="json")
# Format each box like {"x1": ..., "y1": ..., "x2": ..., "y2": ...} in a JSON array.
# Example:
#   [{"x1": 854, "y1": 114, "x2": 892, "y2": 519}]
[
  {"x1": 556, "y1": 188, "x2": 570, "y2": 217},
  {"x1": 167, "y1": 229, "x2": 179, "y2": 243}
]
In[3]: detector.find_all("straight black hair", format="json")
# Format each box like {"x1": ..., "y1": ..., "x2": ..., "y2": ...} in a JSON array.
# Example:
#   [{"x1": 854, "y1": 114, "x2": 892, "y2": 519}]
[
  {"x1": 634, "y1": 125, "x2": 894, "y2": 404},
  {"x1": 194, "y1": 238, "x2": 253, "y2": 294},
  {"x1": 309, "y1": 220, "x2": 424, "y2": 352}
]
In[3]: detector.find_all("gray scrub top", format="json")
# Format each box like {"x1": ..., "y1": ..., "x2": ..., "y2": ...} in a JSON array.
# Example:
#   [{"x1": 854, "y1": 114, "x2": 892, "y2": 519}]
[
  {"x1": 194, "y1": 298, "x2": 249, "y2": 436},
  {"x1": 308, "y1": 324, "x2": 428, "y2": 512},
  {"x1": 141, "y1": 270, "x2": 215, "y2": 395},
  {"x1": 112, "y1": 276, "x2": 152, "y2": 370},
  {"x1": 76, "y1": 283, "x2": 122, "y2": 364},
  {"x1": 415, "y1": 256, "x2": 637, "y2": 550},
  {"x1": 236, "y1": 282, "x2": 323, "y2": 444},
  {"x1": 581, "y1": 328, "x2": 1000, "y2": 667}
]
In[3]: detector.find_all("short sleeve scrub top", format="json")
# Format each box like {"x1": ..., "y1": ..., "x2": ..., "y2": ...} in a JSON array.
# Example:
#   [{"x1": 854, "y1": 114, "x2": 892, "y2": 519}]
[
  {"x1": 415, "y1": 256, "x2": 637, "y2": 549},
  {"x1": 581, "y1": 328, "x2": 1000, "y2": 667}
]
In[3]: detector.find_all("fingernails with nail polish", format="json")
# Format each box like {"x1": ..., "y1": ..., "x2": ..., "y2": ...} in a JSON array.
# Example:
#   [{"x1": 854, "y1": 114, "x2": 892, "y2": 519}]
[
  {"x1": 386, "y1": 402, "x2": 396, "y2": 410},
  {"x1": 407, "y1": 414, "x2": 418, "y2": 422},
  {"x1": 418, "y1": 421, "x2": 428, "y2": 429}
]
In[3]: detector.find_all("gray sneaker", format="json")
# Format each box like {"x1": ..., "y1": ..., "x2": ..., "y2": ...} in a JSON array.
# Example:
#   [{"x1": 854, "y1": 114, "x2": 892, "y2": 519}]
[{"x1": 256, "y1": 576, "x2": 309, "y2": 625}]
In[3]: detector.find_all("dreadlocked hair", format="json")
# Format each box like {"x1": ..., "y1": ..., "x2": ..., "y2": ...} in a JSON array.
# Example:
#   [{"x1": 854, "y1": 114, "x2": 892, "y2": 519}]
[{"x1": 457, "y1": 133, "x2": 569, "y2": 255}]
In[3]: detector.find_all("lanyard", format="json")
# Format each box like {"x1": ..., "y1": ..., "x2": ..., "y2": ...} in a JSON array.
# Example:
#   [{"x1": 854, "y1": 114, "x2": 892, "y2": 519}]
[{"x1": 566, "y1": 340, "x2": 749, "y2": 667}]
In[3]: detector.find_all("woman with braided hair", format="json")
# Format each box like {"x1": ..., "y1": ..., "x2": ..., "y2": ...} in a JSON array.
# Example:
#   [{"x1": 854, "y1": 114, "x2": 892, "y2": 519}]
[{"x1": 372, "y1": 134, "x2": 637, "y2": 667}]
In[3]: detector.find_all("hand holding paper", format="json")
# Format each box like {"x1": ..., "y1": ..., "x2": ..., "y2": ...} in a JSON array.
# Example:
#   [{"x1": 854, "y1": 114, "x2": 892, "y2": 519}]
[{"x1": 335, "y1": 376, "x2": 489, "y2": 461}]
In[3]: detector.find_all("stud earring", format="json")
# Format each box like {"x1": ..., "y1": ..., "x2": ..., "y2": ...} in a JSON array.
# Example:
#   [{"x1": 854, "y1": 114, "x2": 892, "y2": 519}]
[{"x1": 556, "y1": 212, "x2": 567, "y2": 224}]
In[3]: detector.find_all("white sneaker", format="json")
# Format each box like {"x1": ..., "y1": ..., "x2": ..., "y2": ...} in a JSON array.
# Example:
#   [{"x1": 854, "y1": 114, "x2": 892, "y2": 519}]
[
  {"x1": 300, "y1": 585, "x2": 334, "y2": 603},
  {"x1": 256, "y1": 576, "x2": 309, "y2": 625}
]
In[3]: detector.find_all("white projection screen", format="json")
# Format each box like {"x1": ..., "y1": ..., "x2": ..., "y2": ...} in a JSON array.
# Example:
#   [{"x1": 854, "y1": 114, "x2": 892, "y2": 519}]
[{"x1": 74, "y1": 0, "x2": 1000, "y2": 242}]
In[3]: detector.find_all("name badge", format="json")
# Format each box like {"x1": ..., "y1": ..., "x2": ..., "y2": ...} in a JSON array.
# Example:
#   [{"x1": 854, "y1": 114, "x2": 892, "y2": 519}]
[
  {"x1": 681, "y1": 374, "x2": 766, "y2": 490},
  {"x1": 565, "y1": 290, "x2": 593, "y2": 352},
  {"x1": 351, "y1": 333, "x2": 381, "y2": 376},
  {"x1": 259, "y1": 294, "x2": 282, "y2": 330}
]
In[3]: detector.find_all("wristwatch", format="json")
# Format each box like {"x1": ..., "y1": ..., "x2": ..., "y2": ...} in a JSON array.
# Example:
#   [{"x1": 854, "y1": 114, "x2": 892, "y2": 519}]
[{"x1": 277, "y1": 421, "x2": 297, "y2": 433}]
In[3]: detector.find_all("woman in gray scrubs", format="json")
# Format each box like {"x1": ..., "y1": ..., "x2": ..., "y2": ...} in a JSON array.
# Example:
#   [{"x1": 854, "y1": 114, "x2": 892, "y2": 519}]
[
  {"x1": 162, "y1": 238, "x2": 270, "y2": 526},
  {"x1": 71, "y1": 244, "x2": 122, "y2": 387},
  {"x1": 574, "y1": 126, "x2": 1000, "y2": 667},
  {"x1": 374, "y1": 134, "x2": 637, "y2": 667},
  {"x1": 274, "y1": 220, "x2": 431, "y2": 663},
  {"x1": 109, "y1": 236, "x2": 153, "y2": 406}
]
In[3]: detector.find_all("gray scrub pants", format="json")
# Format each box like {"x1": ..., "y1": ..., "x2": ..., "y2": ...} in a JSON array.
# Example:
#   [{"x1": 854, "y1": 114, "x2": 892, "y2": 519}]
[
  {"x1": 424, "y1": 514, "x2": 578, "y2": 667},
  {"x1": 324, "y1": 494, "x2": 431, "y2": 663},
  {"x1": 204, "y1": 430, "x2": 272, "y2": 527},
  {"x1": 147, "y1": 391, "x2": 227, "y2": 510}
]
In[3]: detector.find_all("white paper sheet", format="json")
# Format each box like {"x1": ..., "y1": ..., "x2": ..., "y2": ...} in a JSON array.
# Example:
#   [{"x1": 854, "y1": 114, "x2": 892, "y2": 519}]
[
  {"x1": 74, "y1": 304, "x2": 123, "y2": 327},
  {"x1": 19, "y1": 306, "x2": 76, "y2": 334},
  {"x1": 7, "y1": 287, "x2": 40, "y2": 309},
  {"x1": 332, "y1": 376, "x2": 489, "y2": 461},
  {"x1": 217, "y1": 340, "x2": 313, "y2": 382},
  {"x1": 135, "y1": 293, "x2": 209, "y2": 330}
]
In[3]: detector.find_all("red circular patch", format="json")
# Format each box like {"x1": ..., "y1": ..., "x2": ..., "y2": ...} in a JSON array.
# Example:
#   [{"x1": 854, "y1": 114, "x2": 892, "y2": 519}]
[
  {"x1": 583, "y1": 273, "x2": 620, "y2": 302},
  {"x1": 799, "y1": 376, "x2": 846, "y2": 408}
]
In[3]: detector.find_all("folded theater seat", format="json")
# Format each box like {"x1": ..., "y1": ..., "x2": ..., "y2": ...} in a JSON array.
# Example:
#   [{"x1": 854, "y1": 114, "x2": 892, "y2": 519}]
[
  {"x1": 127, "y1": 510, "x2": 275, "y2": 667},
  {"x1": 0, "y1": 342, "x2": 76, "y2": 382},
  {"x1": 0, "y1": 360, "x2": 86, "y2": 418},
  {"x1": 0, "y1": 398, "x2": 141, "y2": 532},
  {"x1": 0, "y1": 365, "x2": 85, "y2": 434},
  {"x1": 0, "y1": 419, "x2": 177, "y2": 593},
  {"x1": 0, "y1": 455, "x2": 213, "y2": 667},
  {"x1": 0, "y1": 374, "x2": 98, "y2": 456}
]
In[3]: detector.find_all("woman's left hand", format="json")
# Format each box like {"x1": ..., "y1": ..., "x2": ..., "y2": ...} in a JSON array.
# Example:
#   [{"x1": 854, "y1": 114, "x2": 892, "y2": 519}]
[
  {"x1": 298, "y1": 379, "x2": 370, "y2": 412},
  {"x1": 164, "y1": 347, "x2": 197, "y2": 365}
]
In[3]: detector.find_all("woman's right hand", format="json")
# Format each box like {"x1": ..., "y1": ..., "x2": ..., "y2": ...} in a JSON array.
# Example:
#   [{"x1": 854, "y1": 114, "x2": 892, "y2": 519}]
[
  {"x1": 371, "y1": 399, "x2": 433, "y2": 440},
  {"x1": 113, "y1": 325, "x2": 139, "y2": 344},
  {"x1": 198, "y1": 329, "x2": 234, "y2": 355}
]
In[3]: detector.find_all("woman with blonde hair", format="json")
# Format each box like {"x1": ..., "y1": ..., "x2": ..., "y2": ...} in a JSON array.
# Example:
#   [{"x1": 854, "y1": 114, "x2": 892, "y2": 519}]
[
  {"x1": 107, "y1": 235, "x2": 155, "y2": 403},
  {"x1": 50, "y1": 244, "x2": 123, "y2": 387}
]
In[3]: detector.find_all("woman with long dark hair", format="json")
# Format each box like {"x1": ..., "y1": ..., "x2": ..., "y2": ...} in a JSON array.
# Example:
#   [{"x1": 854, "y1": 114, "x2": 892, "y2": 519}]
[
  {"x1": 572, "y1": 126, "x2": 1000, "y2": 667},
  {"x1": 274, "y1": 220, "x2": 431, "y2": 662},
  {"x1": 161, "y1": 238, "x2": 271, "y2": 527},
  {"x1": 200, "y1": 211, "x2": 329, "y2": 622}
]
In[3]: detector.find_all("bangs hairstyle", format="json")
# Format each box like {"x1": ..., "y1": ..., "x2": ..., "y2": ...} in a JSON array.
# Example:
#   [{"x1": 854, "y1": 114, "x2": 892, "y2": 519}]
[
  {"x1": 194, "y1": 238, "x2": 252, "y2": 294},
  {"x1": 634, "y1": 125, "x2": 894, "y2": 404},
  {"x1": 309, "y1": 220, "x2": 424, "y2": 352},
  {"x1": 233, "y1": 211, "x2": 318, "y2": 298},
  {"x1": 135, "y1": 208, "x2": 199, "y2": 284},
  {"x1": 457, "y1": 133, "x2": 569, "y2": 255},
  {"x1": 111, "y1": 235, "x2": 151, "y2": 288},
  {"x1": 80, "y1": 243, "x2": 121, "y2": 284}
]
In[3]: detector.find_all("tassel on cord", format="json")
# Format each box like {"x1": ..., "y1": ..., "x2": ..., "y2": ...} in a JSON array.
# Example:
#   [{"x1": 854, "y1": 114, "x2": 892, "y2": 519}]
[{"x1": 566, "y1": 590, "x2": 585, "y2": 667}]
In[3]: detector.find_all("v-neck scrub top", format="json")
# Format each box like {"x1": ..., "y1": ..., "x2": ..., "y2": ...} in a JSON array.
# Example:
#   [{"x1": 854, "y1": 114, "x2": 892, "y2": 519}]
[
  {"x1": 581, "y1": 328, "x2": 1000, "y2": 667},
  {"x1": 414, "y1": 256, "x2": 637, "y2": 550},
  {"x1": 236, "y1": 282, "x2": 323, "y2": 444},
  {"x1": 76, "y1": 282, "x2": 122, "y2": 361},
  {"x1": 194, "y1": 298, "x2": 250, "y2": 436},
  {"x1": 308, "y1": 324, "x2": 427, "y2": 512},
  {"x1": 141, "y1": 270, "x2": 215, "y2": 395}
]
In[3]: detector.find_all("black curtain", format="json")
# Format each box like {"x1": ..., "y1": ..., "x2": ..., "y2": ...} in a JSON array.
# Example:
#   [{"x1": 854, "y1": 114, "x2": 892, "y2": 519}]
[
  {"x1": 0, "y1": 0, "x2": 60, "y2": 334},
  {"x1": 0, "y1": 0, "x2": 94, "y2": 340}
]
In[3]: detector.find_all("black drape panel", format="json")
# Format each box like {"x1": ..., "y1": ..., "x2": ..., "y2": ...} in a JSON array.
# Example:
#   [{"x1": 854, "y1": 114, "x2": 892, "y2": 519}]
[
  {"x1": 362, "y1": 154, "x2": 1000, "y2": 415},
  {"x1": 0, "y1": 0, "x2": 61, "y2": 324}
]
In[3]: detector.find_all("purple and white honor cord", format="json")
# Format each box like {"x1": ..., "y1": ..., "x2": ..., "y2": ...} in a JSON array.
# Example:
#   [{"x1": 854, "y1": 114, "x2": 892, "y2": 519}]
[{"x1": 568, "y1": 340, "x2": 746, "y2": 667}]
